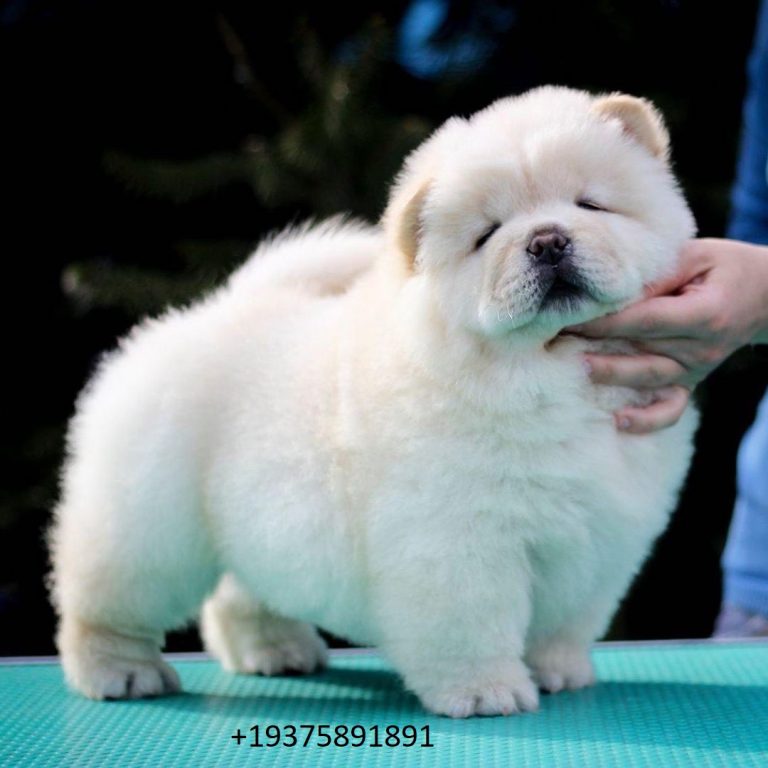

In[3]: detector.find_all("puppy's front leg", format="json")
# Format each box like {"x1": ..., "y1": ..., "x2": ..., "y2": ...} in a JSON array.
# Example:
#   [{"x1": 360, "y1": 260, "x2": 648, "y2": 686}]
[{"x1": 373, "y1": 540, "x2": 538, "y2": 718}]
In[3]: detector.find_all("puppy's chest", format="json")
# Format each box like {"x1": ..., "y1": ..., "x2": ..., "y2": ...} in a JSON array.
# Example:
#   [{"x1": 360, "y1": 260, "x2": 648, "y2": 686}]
[
  {"x1": 378, "y1": 405, "x2": 601, "y2": 508},
  {"x1": 335, "y1": 359, "x2": 625, "y2": 518}
]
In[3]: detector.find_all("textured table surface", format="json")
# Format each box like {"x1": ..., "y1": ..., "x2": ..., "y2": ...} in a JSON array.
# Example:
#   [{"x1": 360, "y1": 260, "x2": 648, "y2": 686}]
[{"x1": 1, "y1": 642, "x2": 767, "y2": 767}]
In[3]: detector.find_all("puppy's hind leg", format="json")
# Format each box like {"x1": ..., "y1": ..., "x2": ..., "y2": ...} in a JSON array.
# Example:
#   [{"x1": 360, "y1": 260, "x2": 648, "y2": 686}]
[
  {"x1": 56, "y1": 618, "x2": 183, "y2": 700},
  {"x1": 50, "y1": 497, "x2": 219, "y2": 700},
  {"x1": 201, "y1": 574, "x2": 328, "y2": 676}
]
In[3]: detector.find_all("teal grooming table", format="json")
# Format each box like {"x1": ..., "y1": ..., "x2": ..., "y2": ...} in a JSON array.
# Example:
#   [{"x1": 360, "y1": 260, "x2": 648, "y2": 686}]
[{"x1": 1, "y1": 642, "x2": 767, "y2": 767}]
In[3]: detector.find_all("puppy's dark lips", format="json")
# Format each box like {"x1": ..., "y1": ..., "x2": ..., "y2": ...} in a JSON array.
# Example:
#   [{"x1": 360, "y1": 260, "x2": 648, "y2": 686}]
[
  {"x1": 538, "y1": 268, "x2": 591, "y2": 311},
  {"x1": 544, "y1": 277, "x2": 583, "y2": 302}
]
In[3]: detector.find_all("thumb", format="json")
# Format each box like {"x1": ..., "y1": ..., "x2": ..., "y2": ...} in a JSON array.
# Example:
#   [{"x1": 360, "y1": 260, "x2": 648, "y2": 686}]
[{"x1": 643, "y1": 240, "x2": 710, "y2": 299}]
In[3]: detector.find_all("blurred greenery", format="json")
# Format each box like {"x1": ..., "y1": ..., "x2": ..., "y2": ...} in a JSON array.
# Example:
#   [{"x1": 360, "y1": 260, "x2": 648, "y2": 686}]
[{"x1": 2, "y1": 0, "x2": 767, "y2": 653}]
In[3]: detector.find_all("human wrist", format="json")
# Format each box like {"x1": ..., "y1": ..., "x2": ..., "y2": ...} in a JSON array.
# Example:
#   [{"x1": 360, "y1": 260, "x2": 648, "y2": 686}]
[
  {"x1": 754, "y1": 326, "x2": 768, "y2": 345},
  {"x1": 747, "y1": 241, "x2": 768, "y2": 345}
]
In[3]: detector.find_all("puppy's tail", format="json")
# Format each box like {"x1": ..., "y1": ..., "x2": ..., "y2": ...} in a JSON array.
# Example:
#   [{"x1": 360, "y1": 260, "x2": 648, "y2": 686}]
[{"x1": 227, "y1": 216, "x2": 383, "y2": 297}]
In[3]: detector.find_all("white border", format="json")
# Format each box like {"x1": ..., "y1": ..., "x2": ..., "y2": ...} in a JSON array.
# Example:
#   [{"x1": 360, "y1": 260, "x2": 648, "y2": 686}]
[{"x1": 1, "y1": 638, "x2": 766, "y2": 666}]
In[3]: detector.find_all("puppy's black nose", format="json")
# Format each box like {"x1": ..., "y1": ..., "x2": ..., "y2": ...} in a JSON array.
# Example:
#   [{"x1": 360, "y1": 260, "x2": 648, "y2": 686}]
[{"x1": 527, "y1": 230, "x2": 571, "y2": 265}]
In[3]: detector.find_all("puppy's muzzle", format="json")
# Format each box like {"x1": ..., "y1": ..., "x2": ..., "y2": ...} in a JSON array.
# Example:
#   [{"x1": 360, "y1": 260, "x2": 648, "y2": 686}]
[{"x1": 526, "y1": 228, "x2": 590, "y2": 309}]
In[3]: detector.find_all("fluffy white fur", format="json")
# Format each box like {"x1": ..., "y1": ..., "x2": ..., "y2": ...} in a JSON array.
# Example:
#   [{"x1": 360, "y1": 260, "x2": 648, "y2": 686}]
[{"x1": 49, "y1": 87, "x2": 698, "y2": 717}]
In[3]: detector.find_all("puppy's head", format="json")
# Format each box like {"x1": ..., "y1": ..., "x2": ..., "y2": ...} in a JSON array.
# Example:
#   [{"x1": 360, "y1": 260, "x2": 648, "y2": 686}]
[{"x1": 383, "y1": 87, "x2": 695, "y2": 340}]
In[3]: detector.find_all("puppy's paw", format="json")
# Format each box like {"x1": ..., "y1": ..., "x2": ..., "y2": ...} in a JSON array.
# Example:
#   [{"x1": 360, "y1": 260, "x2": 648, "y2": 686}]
[
  {"x1": 222, "y1": 633, "x2": 328, "y2": 677},
  {"x1": 527, "y1": 642, "x2": 595, "y2": 694},
  {"x1": 418, "y1": 663, "x2": 539, "y2": 718},
  {"x1": 201, "y1": 596, "x2": 327, "y2": 676},
  {"x1": 59, "y1": 621, "x2": 180, "y2": 700},
  {"x1": 79, "y1": 658, "x2": 181, "y2": 700}
]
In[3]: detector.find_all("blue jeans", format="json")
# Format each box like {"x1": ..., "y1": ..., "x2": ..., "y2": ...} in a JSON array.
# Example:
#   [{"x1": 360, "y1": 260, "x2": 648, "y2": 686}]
[{"x1": 722, "y1": 391, "x2": 768, "y2": 616}]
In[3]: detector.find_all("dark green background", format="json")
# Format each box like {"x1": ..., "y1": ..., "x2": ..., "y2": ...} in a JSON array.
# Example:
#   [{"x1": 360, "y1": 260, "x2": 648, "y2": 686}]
[{"x1": 2, "y1": 0, "x2": 767, "y2": 654}]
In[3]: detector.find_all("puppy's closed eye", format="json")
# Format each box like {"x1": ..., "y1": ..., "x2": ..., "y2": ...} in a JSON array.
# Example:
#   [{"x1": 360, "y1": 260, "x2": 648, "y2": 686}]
[
  {"x1": 474, "y1": 223, "x2": 501, "y2": 251},
  {"x1": 576, "y1": 199, "x2": 606, "y2": 212}
]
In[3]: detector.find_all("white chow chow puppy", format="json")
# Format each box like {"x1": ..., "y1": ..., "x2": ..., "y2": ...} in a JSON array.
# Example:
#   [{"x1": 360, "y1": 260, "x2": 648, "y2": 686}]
[{"x1": 49, "y1": 86, "x2": 697, "y2": 718}]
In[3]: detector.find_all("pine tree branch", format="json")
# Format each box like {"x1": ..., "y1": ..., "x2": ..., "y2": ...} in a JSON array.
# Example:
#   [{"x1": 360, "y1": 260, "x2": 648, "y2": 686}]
[{"x1": 216, "y1": 13, "x2": 292, "y2": 126}]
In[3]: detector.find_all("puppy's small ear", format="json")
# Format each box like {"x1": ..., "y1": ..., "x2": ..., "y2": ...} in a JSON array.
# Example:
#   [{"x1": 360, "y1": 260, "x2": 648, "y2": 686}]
[
  {"x1": 395, "y1": 183, "x2": 430, "y2": 270},
  {"x1": 592, "y1": 93, "x2": 670, "y2": 160}
]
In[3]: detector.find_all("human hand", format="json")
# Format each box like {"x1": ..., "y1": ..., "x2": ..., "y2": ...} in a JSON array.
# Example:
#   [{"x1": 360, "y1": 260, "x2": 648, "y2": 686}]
[{"x1": 571, "y1": 238, "x2": 768, "y2": 434}]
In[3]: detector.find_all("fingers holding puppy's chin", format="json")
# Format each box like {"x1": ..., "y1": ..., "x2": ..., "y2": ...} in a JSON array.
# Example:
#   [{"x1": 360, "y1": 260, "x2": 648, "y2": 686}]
[
  {"x1": 585, "y1": 353, "x2": 689, "y2": 389},
  {"x1": 614, "y1": 386, "x2": 690, "y2": 434},
  {"x1": 571, "y1": 293, "x2": 711, "y2": 341}
]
